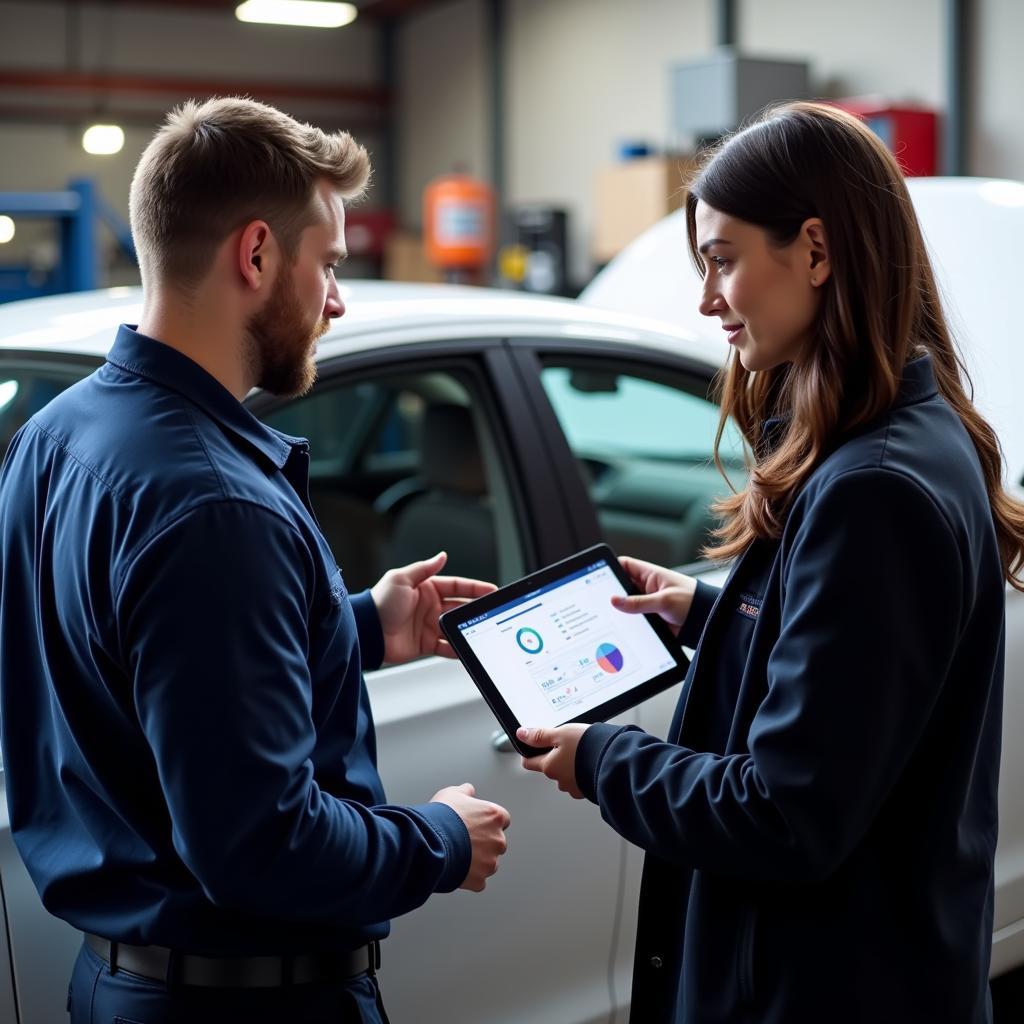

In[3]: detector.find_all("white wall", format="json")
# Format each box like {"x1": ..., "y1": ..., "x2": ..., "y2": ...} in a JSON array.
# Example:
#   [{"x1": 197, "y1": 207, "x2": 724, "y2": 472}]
[
  {"x1": 395, "y1": 0, "x2": 1023, "y2": 290},
  {"x1": 504, "y1": 0, "x2": 711, "y2": 288},
  {"x1": 740, "y1": 0, "x2": 944, "y2": 106}
]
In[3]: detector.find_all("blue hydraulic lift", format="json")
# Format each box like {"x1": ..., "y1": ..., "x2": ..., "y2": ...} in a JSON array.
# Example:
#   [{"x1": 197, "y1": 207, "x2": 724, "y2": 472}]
[{"x1": 0, "y1": 177, "x2": 136, "y2": 303}]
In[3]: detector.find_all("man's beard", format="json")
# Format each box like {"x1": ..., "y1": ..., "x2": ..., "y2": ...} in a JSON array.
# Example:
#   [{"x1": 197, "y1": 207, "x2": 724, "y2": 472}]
[{"x1": 244, "y1": 270, "x2": 330, "y2": 398}]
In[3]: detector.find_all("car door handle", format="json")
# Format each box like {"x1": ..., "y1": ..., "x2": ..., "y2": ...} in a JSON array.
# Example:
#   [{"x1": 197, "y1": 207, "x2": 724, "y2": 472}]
[{"x1": 491, "y1": 729, "x2": 516, "y2": 753}]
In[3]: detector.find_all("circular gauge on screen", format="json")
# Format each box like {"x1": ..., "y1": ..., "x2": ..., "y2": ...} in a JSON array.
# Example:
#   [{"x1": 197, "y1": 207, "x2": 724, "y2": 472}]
[{"x1": 516, "y1": 627, "x2": 544, "y2": 654}]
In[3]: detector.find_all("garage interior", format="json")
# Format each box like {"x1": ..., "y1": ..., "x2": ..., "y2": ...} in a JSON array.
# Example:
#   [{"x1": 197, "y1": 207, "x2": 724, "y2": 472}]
[
  {"x1": 0, "y1": 0, "x2": 1020, "y2": 301},
  {"x1": 1, "y1": 1, "x2": 1023, "y2": 1022}
]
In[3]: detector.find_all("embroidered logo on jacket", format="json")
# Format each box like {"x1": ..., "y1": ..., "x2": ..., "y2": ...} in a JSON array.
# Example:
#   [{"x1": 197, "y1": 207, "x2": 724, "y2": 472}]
[
  {"x1": 329, "y1": 568, "x2": 347, "y2": 608},
  {"x1": 737, "y1": 592, "x2": 762, "y2": 621}
]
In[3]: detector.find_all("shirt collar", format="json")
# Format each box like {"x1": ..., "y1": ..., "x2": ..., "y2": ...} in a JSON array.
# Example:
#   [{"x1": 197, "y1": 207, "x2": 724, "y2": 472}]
[
  {"x1": 892, "y1": 350, "x2": 939, "y2": 408},
  {"x1": 106, "y1": 325, "x2": 301, "y2": 470},
  {"x1": 758, "y1": 351, "x2": 939, "y2": 452}
]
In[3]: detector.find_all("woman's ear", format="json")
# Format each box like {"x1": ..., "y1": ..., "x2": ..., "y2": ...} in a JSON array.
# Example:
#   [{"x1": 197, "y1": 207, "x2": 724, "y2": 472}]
[{"x1": 802, "y1": 217, "x2": 831, "y2": 287}]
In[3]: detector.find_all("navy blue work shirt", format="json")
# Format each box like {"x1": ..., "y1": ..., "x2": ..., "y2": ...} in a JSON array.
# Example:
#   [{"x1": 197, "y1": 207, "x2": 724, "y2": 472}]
[
  {"x1": 0, "y1": 326, "x2": 470, "y2": 956},
  {"x1": 577, "y1": 353, "x2": 1004, "y2": 1023}
]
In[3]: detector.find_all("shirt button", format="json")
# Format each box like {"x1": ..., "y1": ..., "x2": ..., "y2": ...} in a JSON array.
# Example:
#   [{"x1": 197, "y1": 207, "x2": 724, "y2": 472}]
[{"x1": 649, "y1": 954, "x2": 664, "y2": 969}]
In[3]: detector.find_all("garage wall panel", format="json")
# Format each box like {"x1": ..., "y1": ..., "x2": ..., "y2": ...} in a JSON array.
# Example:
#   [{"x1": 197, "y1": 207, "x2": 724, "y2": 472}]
[
  {"x1": 971, "y1": 0, "x2": 1024, "y2": 179},
  {"x1": 741, "y1": 0, "x2": 944, "y2": 108},
  {"x1": 504, "y1": 0, "x2": 711, "y2": 289},
  {"x1": 397, "y1": 0, "x2": 1024, "y2": 290},
  {"x1": 396, "y1": 0, "x2": 489, "y2": 232}
]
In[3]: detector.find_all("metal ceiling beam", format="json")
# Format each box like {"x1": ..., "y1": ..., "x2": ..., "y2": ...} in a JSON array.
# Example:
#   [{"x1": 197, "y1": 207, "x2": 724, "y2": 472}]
[
  {"x1": 0, "y1": 103, "x2": 381, "y2": 132},
  {"x1": 0, "y1": 69, "x2": 391, "y2": 108},
  {"x1": 358, "y1": 0, "x2": 454, "y2": 16}
]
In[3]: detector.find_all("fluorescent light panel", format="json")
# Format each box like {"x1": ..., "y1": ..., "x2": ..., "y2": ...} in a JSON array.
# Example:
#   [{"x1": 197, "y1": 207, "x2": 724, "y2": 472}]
[{"x1": 235, "y1": 1, "x2": 358, "y2": 28}]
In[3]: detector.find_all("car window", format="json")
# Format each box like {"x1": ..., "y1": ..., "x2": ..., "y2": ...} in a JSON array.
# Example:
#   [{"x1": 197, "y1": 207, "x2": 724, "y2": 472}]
[
  {"x1": 0, "y1": 365, "x2": 89, "y2": 460},
  {"x1": 261, "y1": 367, "x2": 524, "y2": 595},
  {"x1": 540, "y1": 361, "x2": 748, "y2": 569},
  {"x1": 262, "y1": 380, "x2": 381, "y2": 472}
]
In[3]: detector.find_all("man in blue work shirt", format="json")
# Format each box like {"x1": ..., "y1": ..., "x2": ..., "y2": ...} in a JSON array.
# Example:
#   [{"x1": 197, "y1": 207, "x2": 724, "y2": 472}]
[{"x1": 0, "y1": 97, "x2": 510, "y2": 1023}]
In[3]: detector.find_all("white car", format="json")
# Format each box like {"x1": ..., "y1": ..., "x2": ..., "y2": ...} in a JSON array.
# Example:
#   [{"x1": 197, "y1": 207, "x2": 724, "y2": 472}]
[
  {"x1": 0, "y1": 282, "x2": 735, "y2": 1024},
  {"x1": 0, "y1": 176, "x2": 1021, "y2": 1023}
]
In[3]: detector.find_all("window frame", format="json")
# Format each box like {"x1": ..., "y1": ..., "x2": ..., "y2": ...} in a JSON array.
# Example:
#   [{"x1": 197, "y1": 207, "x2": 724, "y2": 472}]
[
  {"x1": 0, "y1": 353, "x2": 104, "y2": 448},
  {"x1": 247, "y1": 338, "x2": 583, "y2": 578},
  {"x1": 505, "y1": 337, "x2": 729, "y2": 573}
]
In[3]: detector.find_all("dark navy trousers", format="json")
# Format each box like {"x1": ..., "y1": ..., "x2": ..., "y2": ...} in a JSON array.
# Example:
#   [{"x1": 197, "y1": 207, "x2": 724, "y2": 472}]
[{"x1": 68, "y1": 943, "x2": 391, "y2": 1024}]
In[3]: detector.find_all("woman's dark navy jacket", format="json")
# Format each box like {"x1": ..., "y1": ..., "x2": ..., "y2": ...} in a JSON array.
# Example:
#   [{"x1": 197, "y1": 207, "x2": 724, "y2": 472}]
[{"x1": 576, "y1": 353, "x2": 1004, "y2": 1023}]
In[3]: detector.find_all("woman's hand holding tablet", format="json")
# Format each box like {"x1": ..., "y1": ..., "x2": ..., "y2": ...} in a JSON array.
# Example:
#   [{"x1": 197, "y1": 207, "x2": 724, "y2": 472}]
[{"x1": 440, "y1": 544, "x2": 690, "y2": 756}]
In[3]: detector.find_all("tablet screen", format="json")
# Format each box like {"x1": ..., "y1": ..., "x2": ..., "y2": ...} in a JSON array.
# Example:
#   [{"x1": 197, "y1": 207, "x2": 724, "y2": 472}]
[{"x1": 455, "y1": 555, "x2": 677, "y2": 728}]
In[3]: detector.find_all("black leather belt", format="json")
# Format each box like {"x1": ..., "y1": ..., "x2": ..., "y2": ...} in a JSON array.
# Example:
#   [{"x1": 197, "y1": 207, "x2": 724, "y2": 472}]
[{"x1": 84, "y1": 933, "x2": 380, "y2": 988}]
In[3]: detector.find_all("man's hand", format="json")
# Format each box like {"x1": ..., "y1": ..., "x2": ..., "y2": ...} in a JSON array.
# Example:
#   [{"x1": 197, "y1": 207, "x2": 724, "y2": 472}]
[
  {"x1": 431, "y1": 783, "x2": 511, "y2": 891},
  {"x1": 371, "y1": 552, "x2": 497, "y2": 665},
  {"x1": 517, "y1": 724, "x2": 590, "y2": 799},
  {"x1": 611, "y1": 555, "x2": 699, "y2": 635}
]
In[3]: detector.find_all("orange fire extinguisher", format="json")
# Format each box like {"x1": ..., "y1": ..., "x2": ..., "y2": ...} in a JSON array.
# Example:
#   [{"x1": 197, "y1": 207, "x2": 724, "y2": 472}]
[{"x1": 423, "y1": 171, "x2": 494, "y2": 283}]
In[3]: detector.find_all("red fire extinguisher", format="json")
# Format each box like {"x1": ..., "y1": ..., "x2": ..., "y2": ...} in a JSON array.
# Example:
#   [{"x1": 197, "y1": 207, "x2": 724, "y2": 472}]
[{"x1": 423, "y1": 171, "x2": 494, "y2": 283}]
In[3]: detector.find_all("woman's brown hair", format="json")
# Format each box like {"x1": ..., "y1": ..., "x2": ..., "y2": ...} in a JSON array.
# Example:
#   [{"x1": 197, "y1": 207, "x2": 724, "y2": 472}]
[{"x1": 687, "y1": 100, "x2": 1024, "y2": 590}]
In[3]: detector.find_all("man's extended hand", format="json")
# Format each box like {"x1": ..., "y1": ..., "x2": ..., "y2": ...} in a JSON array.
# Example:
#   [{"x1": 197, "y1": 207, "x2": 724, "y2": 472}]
[
  {"x1": 517, "y1": 724, "x2": 591, "y2": 799},
  {"x1": 431, "y1": 783, "x2": 511, "y2": 891},
  {"x1": 371, "y1": 551, "x2": 497, "y2": 665}
]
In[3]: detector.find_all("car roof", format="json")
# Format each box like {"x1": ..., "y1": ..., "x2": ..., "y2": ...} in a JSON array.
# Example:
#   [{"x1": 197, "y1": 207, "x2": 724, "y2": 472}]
[{"x1": 0, "y1": 280, "x2": 725, "y2": 371}]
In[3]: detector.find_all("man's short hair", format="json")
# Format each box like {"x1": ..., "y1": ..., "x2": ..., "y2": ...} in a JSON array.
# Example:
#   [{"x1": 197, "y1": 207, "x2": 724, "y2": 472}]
[{"x1": 129, "y1": 96, "x2": 370, "y2": 289}]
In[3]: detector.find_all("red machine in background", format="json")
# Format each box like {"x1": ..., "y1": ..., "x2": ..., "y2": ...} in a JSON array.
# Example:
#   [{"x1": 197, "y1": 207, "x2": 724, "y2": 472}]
[{"x1": 835, "y1": 97, "x2": 938, "y2": 177}]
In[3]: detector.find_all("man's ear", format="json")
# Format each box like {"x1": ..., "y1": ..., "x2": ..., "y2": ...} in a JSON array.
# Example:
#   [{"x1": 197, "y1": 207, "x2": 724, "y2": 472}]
[
  {"x1": 802, "y1": 217, "x2": 831, "y2": 287},
  {"x1": 237, "y1": 220, "x2": 274, "y2": 292}
]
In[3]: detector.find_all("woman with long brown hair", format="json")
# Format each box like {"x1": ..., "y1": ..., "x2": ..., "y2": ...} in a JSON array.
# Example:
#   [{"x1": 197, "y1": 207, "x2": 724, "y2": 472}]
[{"x1": 520, "y1": 101, "x2": 1024, "y2": 1023}]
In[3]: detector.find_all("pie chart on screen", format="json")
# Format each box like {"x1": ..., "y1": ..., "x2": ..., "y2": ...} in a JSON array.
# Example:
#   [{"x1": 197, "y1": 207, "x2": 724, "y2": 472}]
[{"x1": 596, "y1": 642, "x2": 624, "y2": 673}]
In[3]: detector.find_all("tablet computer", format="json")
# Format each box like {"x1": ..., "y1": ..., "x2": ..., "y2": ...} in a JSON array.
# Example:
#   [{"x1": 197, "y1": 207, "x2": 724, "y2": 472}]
[{"x1": 440, "y1": 543, "x2": 690, "y2": 756}]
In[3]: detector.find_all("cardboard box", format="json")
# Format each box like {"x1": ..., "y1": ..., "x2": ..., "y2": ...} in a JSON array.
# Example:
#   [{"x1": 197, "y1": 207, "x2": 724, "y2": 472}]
[
  {"x1": 383, "y1": 232, "x2": 444, "y2": 284},
  {"x1": 592, "y1": 156, "x2": 696, "y2": 265}
]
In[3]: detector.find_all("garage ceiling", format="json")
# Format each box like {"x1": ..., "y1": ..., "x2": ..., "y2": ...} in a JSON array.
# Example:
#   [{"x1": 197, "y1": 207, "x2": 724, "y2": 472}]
[
  {"x1": 38, "y1": 0, "x2": 455, "y2": 19},
  {"x1": 0, "y1": 0, "x2": 463, "y2": 128}
]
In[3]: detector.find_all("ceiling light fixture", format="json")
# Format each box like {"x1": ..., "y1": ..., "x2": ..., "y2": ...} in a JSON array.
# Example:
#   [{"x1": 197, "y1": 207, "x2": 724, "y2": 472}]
[
  {"x1": 82, "y1": 124, "x2": 125, "y2": 156},
  {"x1": 235, "y1": 1, "x2": 358, "y2": 28}
]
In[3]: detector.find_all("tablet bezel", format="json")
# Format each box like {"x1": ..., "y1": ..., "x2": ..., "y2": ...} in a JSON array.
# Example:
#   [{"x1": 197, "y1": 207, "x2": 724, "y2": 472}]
[{"x1": 440, "y1": 543, "x2": 690, "y2": 757}]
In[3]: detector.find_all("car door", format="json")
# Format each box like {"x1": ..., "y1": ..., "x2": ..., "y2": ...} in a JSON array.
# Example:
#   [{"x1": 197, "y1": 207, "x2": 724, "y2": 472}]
[
  {"x1": 500, "y1": 337, "x2": 741, "y2": 1019},
  {"x1": 254, "y1": 338, "x2": 634, "y2": 1024},
  {"x1": 0, "y1": 354, "x2": 104, "y2": 1024}
]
